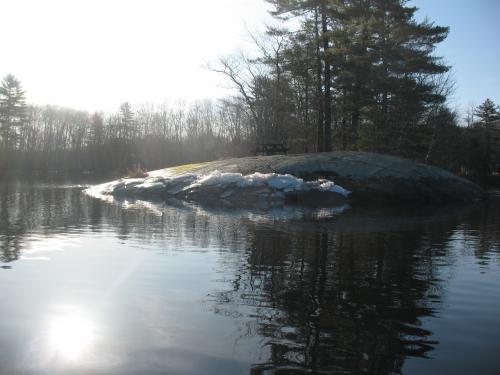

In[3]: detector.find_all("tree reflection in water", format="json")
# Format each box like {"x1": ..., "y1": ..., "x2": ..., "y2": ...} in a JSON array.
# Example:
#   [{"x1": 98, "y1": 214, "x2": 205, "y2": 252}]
[
  {"x1": 1, "y1": 180, "x2": 500, "y2": 374},
  {"x1": 207, "y1": 205, "x2": 500, "y2": 374},
  {"x1": 208, "y1": 223, "x2": 442, "y2": 374}
]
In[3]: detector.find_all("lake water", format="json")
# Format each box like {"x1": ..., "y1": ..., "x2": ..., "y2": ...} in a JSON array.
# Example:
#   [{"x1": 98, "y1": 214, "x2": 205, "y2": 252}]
[{"x1": 1, "y1": 181, "x2": 499, "y2": 375}]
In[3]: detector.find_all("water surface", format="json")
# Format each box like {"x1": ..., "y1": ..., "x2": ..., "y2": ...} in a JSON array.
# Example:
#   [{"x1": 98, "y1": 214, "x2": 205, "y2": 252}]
[{"x1": 1, "y1": 181, "x2": 499, "y2": 374}]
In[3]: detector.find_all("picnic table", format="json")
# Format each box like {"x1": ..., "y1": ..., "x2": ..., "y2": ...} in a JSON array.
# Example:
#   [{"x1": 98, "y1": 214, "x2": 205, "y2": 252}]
[{"x1": 254, "y1": 143, "x2": 289, "y2": 156}]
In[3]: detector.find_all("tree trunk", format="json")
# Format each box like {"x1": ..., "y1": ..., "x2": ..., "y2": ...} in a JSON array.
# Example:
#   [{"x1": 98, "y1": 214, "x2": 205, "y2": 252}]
[
  {"x1": 315, "y1": 6, "x2": 324, "y2": 152},
  {"x1": 322, "y1": 2, "x2": 332, "y2": 152}
]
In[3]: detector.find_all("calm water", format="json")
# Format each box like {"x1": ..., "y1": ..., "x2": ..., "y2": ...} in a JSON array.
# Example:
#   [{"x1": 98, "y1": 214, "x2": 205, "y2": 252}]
[{"x1": 1, "y1": 181, "x2": 499, "y2": 375}]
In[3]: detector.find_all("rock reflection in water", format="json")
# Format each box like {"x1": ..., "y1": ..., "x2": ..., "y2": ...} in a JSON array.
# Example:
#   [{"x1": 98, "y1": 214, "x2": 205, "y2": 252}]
[{"x1": 1, "y1": 180, "x2": 500, "y2": 374}]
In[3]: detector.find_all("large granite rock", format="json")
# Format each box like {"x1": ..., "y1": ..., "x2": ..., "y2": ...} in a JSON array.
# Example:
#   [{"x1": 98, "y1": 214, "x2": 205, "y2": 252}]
[
  {"x1": 89, "y1": 152, "x2": 485, "y2": 206},
  {"x1": 167, "y1": 151, "x2": 485, "y2": 204}
]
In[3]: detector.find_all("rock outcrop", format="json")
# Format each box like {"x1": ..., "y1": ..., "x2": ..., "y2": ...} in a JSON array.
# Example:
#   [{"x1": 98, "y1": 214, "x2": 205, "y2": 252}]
[
  {"x1": 87, "y1": 152, "x2": 485, "y2": 206},
  {"x1": 184, "y1": 151, "x2": 485, "y2": 204}
]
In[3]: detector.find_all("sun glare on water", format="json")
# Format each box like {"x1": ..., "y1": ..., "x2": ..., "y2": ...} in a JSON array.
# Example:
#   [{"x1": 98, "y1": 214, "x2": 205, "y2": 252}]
[{"x1": 46, "y1": 307, "x2": 97, "y2": 362}]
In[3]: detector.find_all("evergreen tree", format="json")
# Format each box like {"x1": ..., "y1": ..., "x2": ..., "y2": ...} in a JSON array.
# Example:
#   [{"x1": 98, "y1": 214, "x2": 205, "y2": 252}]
[
  {"x1": 266, "y1": 0, "x2": 334, "y2": 152},
  {"x1": 474, "y1": 98, "x2": 500, "y2": 123},
  {"x1": 264, "y1": 0, "x2": 450, "y2": 153},
  {"x1": 119, "y1": 102, "x2": 135, "y2": 140},
  {"x1": 334, "y1": 0, "x2": 449, "y2": 147},
  {"x1": 0, "y1": 74, "x2": 27, "y2": 151}
]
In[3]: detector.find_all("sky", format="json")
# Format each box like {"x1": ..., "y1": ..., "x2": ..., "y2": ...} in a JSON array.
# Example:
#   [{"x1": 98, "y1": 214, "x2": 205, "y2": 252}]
[
  {"x1": 413, "y1": 0, "x2": 500, "y2": 112},
  {"x1": 0, "y1": 0, "x2": 498, "y2": 114}
]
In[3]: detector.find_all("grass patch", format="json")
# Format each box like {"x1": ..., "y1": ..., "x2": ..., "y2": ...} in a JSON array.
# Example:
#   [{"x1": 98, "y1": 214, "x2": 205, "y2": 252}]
[{"x1": 169, "y1": 162, "x2": 211, "y2": 174}]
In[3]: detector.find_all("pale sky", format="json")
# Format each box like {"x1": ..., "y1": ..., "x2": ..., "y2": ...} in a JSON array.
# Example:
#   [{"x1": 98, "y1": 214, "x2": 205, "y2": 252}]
[
  {"x1": 0, "y1": 0, "x2": 273, "y2": 112},
  {"x1": 0, "y1": 0, "x2": 498, "y2": 113}
]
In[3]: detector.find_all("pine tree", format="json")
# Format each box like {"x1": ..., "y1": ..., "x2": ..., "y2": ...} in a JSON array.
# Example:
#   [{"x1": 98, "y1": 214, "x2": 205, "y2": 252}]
[
  {"x1": 119, "y1": 102, "x2": 135, "y2": 140},
  {"x1": 350, "y1": 1, "x2": 449, "y2": 124},
  {"x1": 474, "y1": 98, "x2": 500, "y2": 123},
  {"x1": 0, "y1": 74, "x2": 27, "y2": 151},
  {"x1": 265, "y1": 0, "x2": 450, "y2": 153},
  {"x1": 266, "y1": 0, "x2": 336, "y2": 152}
]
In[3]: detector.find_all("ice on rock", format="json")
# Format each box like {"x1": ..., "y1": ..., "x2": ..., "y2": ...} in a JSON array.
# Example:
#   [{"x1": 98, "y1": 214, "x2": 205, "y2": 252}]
[
  {"x1": 182, "y1": 171, "x2": 350, "y2": 196},
  {"x1": 266, "y1": 174, "x2": 305, "y2": 191},
  {"x1": 187, "y1": 171, "x2": 245, "y2": 189},
  {"x1": 85, "y1": 169, "x2": 351, "y2": 205},
  {"x1": 328, "y1": 184, "x2": 351, "y2": 196}
]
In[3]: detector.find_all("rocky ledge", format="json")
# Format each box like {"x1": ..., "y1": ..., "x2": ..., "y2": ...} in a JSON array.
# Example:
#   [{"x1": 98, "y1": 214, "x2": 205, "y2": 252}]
[{"x1": 86, "y1": 151, "x2": 485, "y2": 206}]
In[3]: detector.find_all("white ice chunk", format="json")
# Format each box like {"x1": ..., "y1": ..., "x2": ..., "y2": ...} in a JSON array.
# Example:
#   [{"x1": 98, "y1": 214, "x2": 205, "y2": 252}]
[
  {"x1": 266, "y1": 174, "x2": 305, "y2": 190},
  {"x1": 327, "y1": 184, "x2": 351, "y2": 197},
  {"x1": 85, "y1": 169, "x2": 351, "y2": 202}
]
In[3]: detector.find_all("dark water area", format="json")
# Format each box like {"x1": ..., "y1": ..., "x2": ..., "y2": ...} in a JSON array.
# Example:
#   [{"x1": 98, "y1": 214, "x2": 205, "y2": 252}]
[{"x1": 0, "y1": 181, "x2": 499, "y2": 375}]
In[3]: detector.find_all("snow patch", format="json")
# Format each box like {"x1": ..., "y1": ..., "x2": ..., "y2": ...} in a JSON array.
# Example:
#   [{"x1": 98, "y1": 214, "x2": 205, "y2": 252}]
[
  {"x1": 85, "y1": 170, "x2": 351, "y2": 206},
  {"x1": 182, "y1": 171, "x2": 350, "y2": 197}
]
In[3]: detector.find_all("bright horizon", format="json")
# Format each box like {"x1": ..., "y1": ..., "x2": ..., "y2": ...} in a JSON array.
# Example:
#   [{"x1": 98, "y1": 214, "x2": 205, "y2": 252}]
[
  {"x1": 0, "y1": 0, "x2": 498, "y2": 114},
  {"x1": 0, "y1": 0, "x2": 274, "y2": 112}
]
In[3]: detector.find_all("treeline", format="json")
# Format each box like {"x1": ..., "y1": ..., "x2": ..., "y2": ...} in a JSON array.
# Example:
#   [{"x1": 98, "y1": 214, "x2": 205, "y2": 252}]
[
  {"x1": 0, "y1": 89, "x2": 258, "y2": 175},
  {"x1": 1, "y1": 0, "x2": 499, "y2": 177}
]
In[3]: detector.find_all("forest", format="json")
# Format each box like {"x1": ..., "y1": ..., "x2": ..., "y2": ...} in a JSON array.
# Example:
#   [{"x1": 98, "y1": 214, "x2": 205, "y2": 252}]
[{"x1": 0, "y1": 0, "x2": 499, "y2": 178}]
